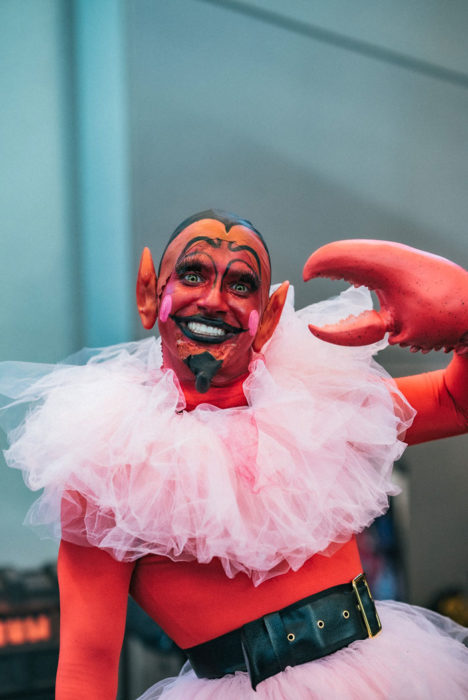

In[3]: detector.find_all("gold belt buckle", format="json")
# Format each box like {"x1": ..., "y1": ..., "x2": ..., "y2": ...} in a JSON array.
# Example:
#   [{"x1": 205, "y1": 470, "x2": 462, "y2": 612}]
[{"x1": 352, "y1": 573, "x2": 382, "y2": 638}]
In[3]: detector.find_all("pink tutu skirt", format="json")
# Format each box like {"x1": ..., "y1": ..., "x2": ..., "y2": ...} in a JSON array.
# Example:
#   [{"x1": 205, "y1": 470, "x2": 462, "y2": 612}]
[{"x1": 137, "y1": 601, "x2": 468, "y2": 700}]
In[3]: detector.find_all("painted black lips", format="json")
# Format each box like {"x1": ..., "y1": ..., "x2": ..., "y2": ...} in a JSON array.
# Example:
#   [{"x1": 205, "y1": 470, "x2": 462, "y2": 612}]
[{"x1": 172, "y1": 314, "x2": 246, "y2": 344}]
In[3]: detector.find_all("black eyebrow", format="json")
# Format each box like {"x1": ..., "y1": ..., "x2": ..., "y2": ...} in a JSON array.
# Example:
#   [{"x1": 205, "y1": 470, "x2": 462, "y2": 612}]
[
  {"x1": 236, "y1": 271, "x2": 260, "y2": 291},
  {"x1": 226, "y1": 242, "x2": 261, "y2": 277},
  {"x1": 175, "y1": 252, "x2": 205, "y2": 269},
  {"x1": 180, "y1": 236, "x2": 222, "y2": 256},
  {"x1": 175, "y1": 252, "x2": 218, "y2": 283},
  {"x1": 180, "y1": 237, "x2": 262, "y2": 277},
  {"x1": 221, "y1": 259, "x2": 260, "y2": 289}
]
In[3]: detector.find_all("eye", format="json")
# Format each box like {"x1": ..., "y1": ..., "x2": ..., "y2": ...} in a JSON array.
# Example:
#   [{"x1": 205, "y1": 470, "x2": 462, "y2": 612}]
[
  {"x1": 228, "y1": 272, "x2": 258, "y2": 295},
  {"x1": 183, "y1": 272, "x2": 203, "y2": 284},
  {"x1": 175, "y1": 257, "x2": 206, "y2": 285},
  {"x1": 231, "y1": 282, "x2": 249, "y2": 294}
]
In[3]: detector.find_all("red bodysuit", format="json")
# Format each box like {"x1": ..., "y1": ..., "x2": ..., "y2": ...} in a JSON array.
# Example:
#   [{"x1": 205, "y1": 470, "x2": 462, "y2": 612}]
[{"x1": 55, "y1": 353, "x2": 468, "y2": 699}]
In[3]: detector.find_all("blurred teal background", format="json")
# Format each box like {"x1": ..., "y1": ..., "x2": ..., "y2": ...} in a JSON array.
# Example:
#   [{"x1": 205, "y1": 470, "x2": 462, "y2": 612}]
[{"x1": 0, "y1": 0, "x2": 467, "y2": 605}]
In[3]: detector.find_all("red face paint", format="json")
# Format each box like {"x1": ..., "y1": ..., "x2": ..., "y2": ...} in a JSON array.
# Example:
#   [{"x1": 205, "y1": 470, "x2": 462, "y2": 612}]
[{"x1": 158, "y1": 219, "x2": 271, "y2": 386}]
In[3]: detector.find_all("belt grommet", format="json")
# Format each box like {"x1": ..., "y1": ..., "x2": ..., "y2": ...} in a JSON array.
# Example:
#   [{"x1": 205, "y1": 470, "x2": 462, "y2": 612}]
[
  {"x1": 287, "y1": 633, "x2": 295, "y2": 642},
  {"x1": 317, "y1": 620, "x2": 325, "y2": 629},
  {"x1": 343, "y1": 610, "x2": 350, "y2": 619}
]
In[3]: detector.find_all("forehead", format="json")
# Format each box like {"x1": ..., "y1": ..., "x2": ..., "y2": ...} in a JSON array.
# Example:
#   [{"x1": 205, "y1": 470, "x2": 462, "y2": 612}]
[
  {"x1": 179, "y1": 236, "x2": 262, "y2": 276},
  {"x1": 159, "y1": 219, "x2": 271, "y2": 285}
]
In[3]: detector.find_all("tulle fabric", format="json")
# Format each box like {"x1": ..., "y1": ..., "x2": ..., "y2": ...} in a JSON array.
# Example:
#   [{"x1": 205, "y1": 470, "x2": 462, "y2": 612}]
[
  {"x1": 1, "y1": 287, "x2": 414, "y2": 585},
  {"x1": 137, "y1": 601, "x2": 468, "y2": 700}
]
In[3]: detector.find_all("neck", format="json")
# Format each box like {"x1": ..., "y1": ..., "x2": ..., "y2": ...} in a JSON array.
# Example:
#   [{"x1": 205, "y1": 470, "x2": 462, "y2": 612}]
[{"x1": 179, "y1": 373, "x2": 249, "y2": 411}]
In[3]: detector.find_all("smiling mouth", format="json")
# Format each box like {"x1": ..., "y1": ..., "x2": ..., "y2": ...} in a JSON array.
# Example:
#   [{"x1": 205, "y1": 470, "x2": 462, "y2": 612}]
[{"x1": 172, "y1": 315, "x2": 245, "y2": 344}]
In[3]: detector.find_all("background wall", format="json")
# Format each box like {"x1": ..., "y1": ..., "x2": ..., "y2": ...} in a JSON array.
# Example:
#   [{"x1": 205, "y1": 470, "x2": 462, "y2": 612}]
[
  {"x1": 0, "y1": 0, "x2": 78, "y2": 568},
  {"x1": 1, "y1": 0, "x2": 467, "y2": 606}
]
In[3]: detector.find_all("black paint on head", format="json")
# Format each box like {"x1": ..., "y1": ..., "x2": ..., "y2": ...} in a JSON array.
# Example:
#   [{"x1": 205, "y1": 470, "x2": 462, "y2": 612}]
[
  {"x1": 184, "y1": 351, "x2": 223, "y2": 393},
  {"x1": 158, "y1": 208, "x2": 270, "y2": 273},
  {"x1": 177, "y1": 236, "x2": 263, "y2": 282}
]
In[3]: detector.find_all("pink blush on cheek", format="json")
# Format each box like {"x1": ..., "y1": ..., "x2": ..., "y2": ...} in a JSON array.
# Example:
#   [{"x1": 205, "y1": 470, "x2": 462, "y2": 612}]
[
  {"x1": 159, "y1": 294, "x2": 172, "y2": 323},
  {"x1": 248, "y1": 310, "x2": 259, "y2": 337}
]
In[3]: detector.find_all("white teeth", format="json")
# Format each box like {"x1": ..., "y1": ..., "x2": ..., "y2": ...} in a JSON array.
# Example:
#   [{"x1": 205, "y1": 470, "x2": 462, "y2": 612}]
[{"x1": 187, "y1": 321, "x2": 226, "y2": 337}]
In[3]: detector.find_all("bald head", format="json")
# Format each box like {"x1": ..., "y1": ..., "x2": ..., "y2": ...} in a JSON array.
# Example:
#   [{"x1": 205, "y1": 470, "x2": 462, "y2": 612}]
[
  {"x1": 159, "y1": 209, "x2": 270, "y2": 273},
  {"x1": 157, "y1": 211, "x2": 271, "y2": 309}
]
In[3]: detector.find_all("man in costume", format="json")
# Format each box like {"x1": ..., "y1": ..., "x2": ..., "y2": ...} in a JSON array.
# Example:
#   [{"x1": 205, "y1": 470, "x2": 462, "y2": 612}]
[{"x1": 3, "y1": 210, "x2": 467, "y2": 698}]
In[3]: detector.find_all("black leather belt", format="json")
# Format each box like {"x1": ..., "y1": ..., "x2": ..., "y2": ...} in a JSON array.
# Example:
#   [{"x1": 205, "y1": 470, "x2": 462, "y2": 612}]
[{"x1": 185, "y1": 573, "x2": 381, "y2": 691}]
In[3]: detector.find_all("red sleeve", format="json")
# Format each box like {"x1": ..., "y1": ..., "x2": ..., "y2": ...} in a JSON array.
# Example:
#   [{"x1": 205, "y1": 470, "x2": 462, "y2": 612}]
[
  {"x1": 395, "y1": 352, "x2": 468, "y2": 446},
  {"x1": 56, "y1": 540, "x2": 135, "y2": 700}
]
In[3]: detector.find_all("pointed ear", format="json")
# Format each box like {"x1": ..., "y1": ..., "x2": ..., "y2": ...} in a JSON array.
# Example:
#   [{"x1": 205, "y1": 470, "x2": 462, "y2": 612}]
[
  {"x1": 253, "y1": 281, "x2": 289, "y2": 352},
  {"x1": 136, "y1": 247, "x2": 158, "y2": 329}
]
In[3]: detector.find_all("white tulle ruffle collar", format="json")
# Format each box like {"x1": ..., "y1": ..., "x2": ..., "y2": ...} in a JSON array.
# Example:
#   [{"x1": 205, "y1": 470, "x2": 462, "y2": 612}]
[{"x1": 2, "y1": 287, "x2": 414, "y2": 585}]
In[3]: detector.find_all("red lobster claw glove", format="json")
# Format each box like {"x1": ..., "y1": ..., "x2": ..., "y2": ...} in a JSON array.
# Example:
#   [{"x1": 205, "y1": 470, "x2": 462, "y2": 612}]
[
  {"x1": 303, "y1": 240, "x2": 468, "y2": 444},
  {"x1": 303, "y1": 239, "x2": 468, "y2": 353}
]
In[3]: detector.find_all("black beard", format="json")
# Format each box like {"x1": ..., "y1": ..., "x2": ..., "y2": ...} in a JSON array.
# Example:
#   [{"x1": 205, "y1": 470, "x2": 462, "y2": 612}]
[{"x1": 184, "y1": 352, "x2": 223, "y2": 393}]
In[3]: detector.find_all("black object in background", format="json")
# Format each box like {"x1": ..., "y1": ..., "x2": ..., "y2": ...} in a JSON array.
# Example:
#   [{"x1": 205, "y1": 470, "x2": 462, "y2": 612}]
[{"x1": 0, "y1": 565, "x2": 59, "y2": 700}]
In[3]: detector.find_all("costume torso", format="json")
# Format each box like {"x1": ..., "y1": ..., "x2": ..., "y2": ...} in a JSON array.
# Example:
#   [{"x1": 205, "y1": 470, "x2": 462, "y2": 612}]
[
  {"x1": 2, "y1": 286, "x2": 468, "y2": 699},
  {"x1": 130, "y1": 539, "x2": 362, "y2": 648}
]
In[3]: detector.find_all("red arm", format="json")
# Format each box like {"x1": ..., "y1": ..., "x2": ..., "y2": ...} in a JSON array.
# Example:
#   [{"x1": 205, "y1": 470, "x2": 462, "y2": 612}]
[
  {"x1": 396, "y1": 353, "x2": 468, "y2": 445},
  {"x1": 56, "y1": 540, "x2": 135, "y2": 700}
]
